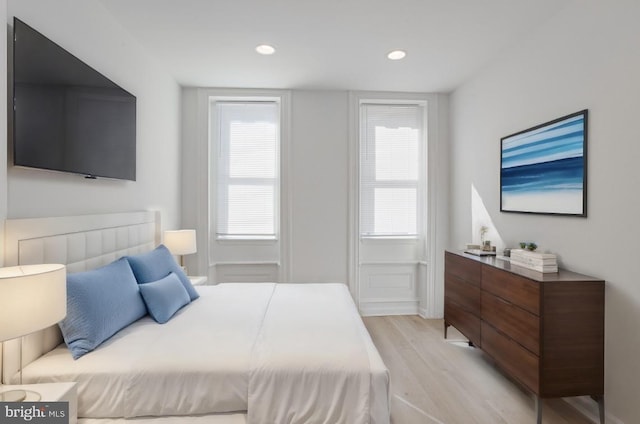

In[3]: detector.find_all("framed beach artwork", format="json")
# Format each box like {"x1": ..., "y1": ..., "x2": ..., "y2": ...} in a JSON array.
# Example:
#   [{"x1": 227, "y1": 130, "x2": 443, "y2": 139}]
[{"x1": 500, "y1": 110, "x2": 588, "y2": 216}]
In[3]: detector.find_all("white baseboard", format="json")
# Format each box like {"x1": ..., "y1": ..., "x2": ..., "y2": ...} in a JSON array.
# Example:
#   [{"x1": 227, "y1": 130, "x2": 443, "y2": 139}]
[
  {"x1": 418, "y1": 307, "x2": 443, "y2": 319},
  {"x1": 564, "y1": 396, "x2": 625, "y2": 424},
  {"x1": 359, "y1": 300, "x2": 418, "y2": 316}
]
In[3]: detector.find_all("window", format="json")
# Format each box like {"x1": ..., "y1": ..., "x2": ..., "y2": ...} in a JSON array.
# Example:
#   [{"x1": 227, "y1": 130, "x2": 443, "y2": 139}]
[
  {"x1": 213, "y1": 101, "x2": 280, "y2": 239},
  {"x1": 359, "y1": 102, "x2": 426, "y2": 238}
]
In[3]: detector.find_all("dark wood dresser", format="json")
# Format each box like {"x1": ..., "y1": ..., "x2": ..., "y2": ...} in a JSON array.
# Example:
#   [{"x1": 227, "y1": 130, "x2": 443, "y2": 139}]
[{"x1": 444, "y1": 250, "x2": 604, "y2": 424}]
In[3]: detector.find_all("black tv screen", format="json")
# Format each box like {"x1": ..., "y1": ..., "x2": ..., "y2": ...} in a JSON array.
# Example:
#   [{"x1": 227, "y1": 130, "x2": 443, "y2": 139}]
[{"x1": 13, "y1": 18, "x2": 136, "y2": 181}]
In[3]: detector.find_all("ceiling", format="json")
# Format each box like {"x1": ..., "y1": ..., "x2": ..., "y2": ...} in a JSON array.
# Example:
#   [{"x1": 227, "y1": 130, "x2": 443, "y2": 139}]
[{"x1": 97, "y1": 0, "x2": 571, "y2": 93}]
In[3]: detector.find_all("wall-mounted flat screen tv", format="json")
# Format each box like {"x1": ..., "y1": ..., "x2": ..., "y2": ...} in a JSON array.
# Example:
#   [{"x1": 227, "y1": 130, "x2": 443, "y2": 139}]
[{"x1": 13, "y1": 17, "x2": 136, "y2": 181}]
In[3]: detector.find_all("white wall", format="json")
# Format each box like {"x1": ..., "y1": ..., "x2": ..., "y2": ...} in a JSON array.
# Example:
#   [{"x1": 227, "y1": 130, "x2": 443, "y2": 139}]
[
  {"x1": 179, "y1": 88, "x2": 204, "y2": 274},
  {"x1": 449, "y1": 1, "x2": 640, "y2": 422},
  {"x1": 289, "y1": 91, "x2": 349, "y2": 283},
  {"x1": 5, "y1": 0, "x2": 181, "y2": 229}
]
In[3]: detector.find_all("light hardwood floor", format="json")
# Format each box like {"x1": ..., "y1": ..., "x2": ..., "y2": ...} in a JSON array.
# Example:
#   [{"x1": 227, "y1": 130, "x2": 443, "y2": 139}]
[{"x1": 363, "y1": 315, "x2": 596, "y2": 424}]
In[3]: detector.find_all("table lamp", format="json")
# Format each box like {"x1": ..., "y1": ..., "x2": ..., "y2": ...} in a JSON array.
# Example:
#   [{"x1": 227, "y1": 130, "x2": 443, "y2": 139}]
[
  {"x1": 0, "y1": 264, "x2": 66, "y2": 402},
  {"x1": 163, "y1": 230, "x2": 197, "y2": 273}
]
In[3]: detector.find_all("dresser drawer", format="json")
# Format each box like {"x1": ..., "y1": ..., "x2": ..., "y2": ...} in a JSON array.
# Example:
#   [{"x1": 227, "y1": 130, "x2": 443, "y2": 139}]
[
  {"x1": 482, "y1": 291, "x2": 540, "y2": 355},
  {"x1": 445, "y1": 298, "x2": 481, "y2": 346},
  {"x1": 445, "y1": 274, "x2": 481, "y2": 315},
  {"x1": 445, "y1": 252, "x2": 481, "y2": 286},
  {"x1": 481, "y1": 322, "x2": 539, "y2": 394},
  {"x1": 482, "y1": 266, "x2": 540, "y2": 315}
]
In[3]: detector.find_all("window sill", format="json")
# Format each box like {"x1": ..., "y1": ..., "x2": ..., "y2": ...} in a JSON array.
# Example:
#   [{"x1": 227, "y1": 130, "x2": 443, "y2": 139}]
[
  {"x1": 215, "y1": 236, "x2": 278, "y2": 245},
  {"x1": 360, "y1": 235, "x2": 421, "y2": 244}
]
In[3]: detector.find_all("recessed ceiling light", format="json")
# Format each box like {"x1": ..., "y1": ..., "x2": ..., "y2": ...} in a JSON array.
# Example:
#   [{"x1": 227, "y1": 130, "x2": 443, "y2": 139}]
[
  {"x1": 256, "y1": 44, "x2": 276, "y2": 55},
  {"x1": 387, "y1": 50, "x2": 407, "y2": 60}
]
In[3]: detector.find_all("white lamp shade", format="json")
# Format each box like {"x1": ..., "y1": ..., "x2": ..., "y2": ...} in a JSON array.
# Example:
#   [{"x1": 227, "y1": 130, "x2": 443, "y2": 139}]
[
  {"x1": 0, "y1": 264, "x2": 67, "y2": 342},
  {"x1": 163, "y1": 230, "x2": 197, "y2": 255}
]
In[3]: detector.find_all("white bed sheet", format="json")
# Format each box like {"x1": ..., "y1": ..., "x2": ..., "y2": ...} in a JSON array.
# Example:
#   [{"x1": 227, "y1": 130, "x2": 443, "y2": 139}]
[
  {"x1": 21, "y1": 284, "x2": 276, "y2": 418},
  {"x1": 249, "y1": 283, "x2": 380, "y2": 424},
  {"x1": 78, "y1": 414, "x2": 247, "y2": 424},
  {"x1": 20, "y1": 283, "x2": 390, "y2": 424}
]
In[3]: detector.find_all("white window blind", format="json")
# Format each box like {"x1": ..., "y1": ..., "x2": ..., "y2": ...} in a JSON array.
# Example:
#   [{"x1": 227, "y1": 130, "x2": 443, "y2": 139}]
[
  {"x1": 360, "y1": 103, "x2": 425, "y2": 237},
  {"x1": 215, "y1": 101, "x2": 279, "y2": 239}
]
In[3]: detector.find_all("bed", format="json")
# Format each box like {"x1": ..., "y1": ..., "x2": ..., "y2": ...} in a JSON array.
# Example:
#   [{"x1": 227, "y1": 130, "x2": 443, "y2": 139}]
[{"x1": 1, "y1": 211, "x2": 390, "y2": 424}]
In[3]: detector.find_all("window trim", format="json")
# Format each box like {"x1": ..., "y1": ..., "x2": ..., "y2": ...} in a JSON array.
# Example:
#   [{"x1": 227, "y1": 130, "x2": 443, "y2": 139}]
[
  {"x1": 198, "y1": 88, "x2": 291, "y2": 283},
  {"x1": 348, "y1": 90, "x2": 441, "y2": 312}
]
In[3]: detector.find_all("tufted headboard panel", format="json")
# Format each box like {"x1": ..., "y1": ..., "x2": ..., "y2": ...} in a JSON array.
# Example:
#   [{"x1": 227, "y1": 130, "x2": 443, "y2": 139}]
[{"x1": 1, "y1": 211, "x2": 161, "y2": 383}]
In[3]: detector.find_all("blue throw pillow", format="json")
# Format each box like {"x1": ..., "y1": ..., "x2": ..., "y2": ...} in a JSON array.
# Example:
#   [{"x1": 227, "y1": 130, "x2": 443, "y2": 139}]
[
  {"x1": 59, "y1": 257, "x2": 147, "y2": 360},
  {"x1": 139, "y1": 272, "x2": 191, "y2": 324},
  {"x1": 126, "y1": 245, "x2": 199, "y2": 301}
]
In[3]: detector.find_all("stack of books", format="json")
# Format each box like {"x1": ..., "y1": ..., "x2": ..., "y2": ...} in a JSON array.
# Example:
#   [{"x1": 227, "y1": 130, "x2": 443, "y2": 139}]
[{"x1": 510, "y1": 249, "x2": 558, "y2": 273}]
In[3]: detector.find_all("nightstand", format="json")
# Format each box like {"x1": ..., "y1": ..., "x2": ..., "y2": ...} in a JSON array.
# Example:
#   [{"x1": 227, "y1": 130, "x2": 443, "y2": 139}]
[
  {"x1": 189, "y1": 276, "x2": 208, "y2": 286},
  {"x1": 0, "y1": 382, "x2": 77, "y2": 424}
]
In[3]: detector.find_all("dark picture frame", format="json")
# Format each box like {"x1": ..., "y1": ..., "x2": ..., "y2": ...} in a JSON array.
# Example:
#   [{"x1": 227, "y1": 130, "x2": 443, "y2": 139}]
[{"x1": 500, "y1": 110, "x2": 588, "y2": 216}]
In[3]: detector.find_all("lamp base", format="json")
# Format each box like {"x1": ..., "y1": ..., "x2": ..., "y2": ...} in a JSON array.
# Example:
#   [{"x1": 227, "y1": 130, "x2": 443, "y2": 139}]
[{"x1": 0, "y1": 389, "x2": 41, "y2": 402}]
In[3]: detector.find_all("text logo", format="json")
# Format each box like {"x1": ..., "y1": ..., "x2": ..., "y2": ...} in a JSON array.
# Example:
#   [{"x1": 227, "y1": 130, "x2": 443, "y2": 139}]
[{"x1": 0, "y1": 402, "x2": 68, "y2": 424}]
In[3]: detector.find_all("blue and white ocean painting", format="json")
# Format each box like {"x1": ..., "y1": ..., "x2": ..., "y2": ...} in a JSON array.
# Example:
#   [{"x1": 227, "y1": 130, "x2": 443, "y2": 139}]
[{"x1": 501, "y1": 112, "x2": 586, "y2": 215}]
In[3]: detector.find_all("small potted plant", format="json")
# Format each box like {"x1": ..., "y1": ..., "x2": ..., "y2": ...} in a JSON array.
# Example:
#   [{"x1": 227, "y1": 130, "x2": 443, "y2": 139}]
[{"x1": 480, "y1": 226, "x2": 488, "y2": 244}]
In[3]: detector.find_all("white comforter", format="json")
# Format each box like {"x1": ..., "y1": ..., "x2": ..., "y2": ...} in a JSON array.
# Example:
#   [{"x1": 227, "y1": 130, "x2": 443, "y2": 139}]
[
  {"x1": 250, "y1": 284, "x2": 373, "y2": 424},
  {"x1": 22, "y1": 283, "x2": 390, "y2": 424}
]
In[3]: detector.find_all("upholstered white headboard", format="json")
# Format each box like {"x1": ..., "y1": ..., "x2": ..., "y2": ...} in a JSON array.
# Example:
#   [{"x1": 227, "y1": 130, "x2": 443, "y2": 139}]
[{"x1": 1, "y1": 211, "x2": 161, "y2": 384}]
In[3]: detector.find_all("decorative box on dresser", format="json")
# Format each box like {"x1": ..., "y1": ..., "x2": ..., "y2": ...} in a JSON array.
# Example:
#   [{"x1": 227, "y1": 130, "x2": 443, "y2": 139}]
[{"x1": 444, "y1": 250, "x2": 605, "y2": 424}]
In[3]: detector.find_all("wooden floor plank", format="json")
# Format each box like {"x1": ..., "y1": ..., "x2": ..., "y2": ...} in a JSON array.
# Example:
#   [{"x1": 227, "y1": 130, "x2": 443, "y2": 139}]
[{"x1": 364, "y1": 316, "x2": 595, "y2": 424}]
